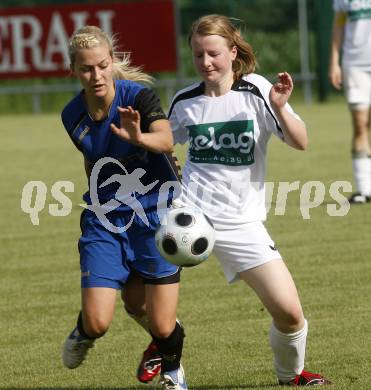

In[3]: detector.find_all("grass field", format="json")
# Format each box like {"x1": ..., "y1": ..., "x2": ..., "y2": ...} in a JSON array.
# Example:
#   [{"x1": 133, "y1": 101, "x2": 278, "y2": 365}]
[{"x1": 1, "y1": 100, "x2": 371, "y2": 390}]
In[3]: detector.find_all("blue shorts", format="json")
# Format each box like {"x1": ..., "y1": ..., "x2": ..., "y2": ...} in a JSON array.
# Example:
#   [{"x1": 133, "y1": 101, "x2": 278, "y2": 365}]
[{"x1": 78, "y1": 209, "x2": 179, "y2": 289}]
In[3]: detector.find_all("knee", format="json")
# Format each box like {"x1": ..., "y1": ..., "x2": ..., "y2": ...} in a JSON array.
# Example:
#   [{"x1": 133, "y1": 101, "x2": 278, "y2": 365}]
[
  {"x1": 83, "y1": 315, "x2": 109, "y2": 338},
  {"x1": 273, "y1": 304, "x2": 304, "y2": 333},
  {"x1": 287, "y1": 306, "x2": 305, "y2": 330},
  {"x1": 121, "y1": 276, "x2": 146, "y2": 314},
  {"x1": 122, "y1": 294, "x2": 146, "y2": 318},
  {"x1": 151, "y1": 321, "x2": 177, "y2": 339},
  {"x1": 124, "y1": 302, "x2": 146, "y2": 318},
  {"x1": 352, "y1": 119, "x2": 369, "y2": 137}
]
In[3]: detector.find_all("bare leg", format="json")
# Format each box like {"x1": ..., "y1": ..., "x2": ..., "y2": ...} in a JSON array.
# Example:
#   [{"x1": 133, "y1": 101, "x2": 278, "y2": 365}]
[
  {"x1": 81, "y1": 287, "x2": 117, "y2": 337},
  {"x1": 239, "y1": 259, "x2": 307, "y2": 383},
  {"x1": 239, "y1": 259, "x2": 304, "y2": 332},
  {"x1": 146, "y1": 283, "x2": 179, "y2": 338},
  {"x1": 122, "y1": 274, "x2": 151, "y2": 332},
  {"x1": 351, "y1": 109, "x2": 370, "y2": 154},
  {"x1": 62, "y1": 287, "x2": 117, "y2": 369}
]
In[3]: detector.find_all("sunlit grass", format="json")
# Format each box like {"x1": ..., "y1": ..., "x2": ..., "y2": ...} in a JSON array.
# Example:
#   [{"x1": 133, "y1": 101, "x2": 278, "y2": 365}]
[{"x1": 1, "y1": 101, "x2": 370, "y2": 389}]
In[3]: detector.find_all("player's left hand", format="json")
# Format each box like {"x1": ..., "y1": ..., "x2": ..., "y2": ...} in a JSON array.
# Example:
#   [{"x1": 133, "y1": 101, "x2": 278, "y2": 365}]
[
  {"x1": 269, "y1": 72, "x2": 293, "y2": 109},
  {"x1": 110, "y1": 106, "x2": 143, "y2": 145}
]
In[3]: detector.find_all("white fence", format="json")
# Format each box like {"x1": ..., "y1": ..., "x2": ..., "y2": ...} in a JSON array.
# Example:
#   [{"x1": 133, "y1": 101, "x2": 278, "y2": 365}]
[{"x1": 0, "y1": 72, "x2": 316, "y2": 114}]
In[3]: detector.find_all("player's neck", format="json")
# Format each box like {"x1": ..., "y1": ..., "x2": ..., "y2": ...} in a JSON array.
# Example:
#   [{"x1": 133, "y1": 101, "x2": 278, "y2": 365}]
[
  {"x1": 204, "y1": 73, "x2": 234, "y2": 97},
  {"x1": 85, "y1": 83, "x2": 115, "y2": 121}
]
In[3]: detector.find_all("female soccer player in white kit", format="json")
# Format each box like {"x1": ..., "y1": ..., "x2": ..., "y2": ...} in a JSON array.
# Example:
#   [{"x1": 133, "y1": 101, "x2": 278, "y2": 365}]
[
  {"x1": 167, "y1": 14, "x2": 331, "y2": 386},
  {"x1": 329, "y1": 0, "x2": 371, "y2": 204}
]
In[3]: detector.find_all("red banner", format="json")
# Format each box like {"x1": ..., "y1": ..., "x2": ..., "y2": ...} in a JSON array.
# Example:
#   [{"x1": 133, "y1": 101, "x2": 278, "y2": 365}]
[{"x1": 0, "y1": 0, "x2": 177, "y2": 79}]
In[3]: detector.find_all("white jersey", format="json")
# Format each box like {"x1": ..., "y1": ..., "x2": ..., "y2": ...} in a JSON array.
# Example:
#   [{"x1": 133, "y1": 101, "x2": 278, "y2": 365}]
[
  {"x1": 169, "y1": 73, "x2": 301, "y2": 230},
  {"x1": 333, "y1": 0, "x2": 371, "y2": 68}
]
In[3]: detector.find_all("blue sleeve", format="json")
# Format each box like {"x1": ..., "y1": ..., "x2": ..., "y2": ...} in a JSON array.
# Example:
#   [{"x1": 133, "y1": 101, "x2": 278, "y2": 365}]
[
  {"x1": 61, "y1": 95, "x2": 86, "y2": 152},
  {"x1": 133, "y1": 88, "x2": 167, "y2": 132}
]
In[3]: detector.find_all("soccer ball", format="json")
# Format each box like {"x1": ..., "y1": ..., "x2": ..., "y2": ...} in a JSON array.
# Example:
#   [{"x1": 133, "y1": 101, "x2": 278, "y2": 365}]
[{"x1": 155, "y1": 205, "x2": 215, "y2": 267}]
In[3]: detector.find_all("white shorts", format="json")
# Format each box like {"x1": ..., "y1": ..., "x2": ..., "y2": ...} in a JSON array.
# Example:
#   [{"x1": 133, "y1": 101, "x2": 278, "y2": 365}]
[
  {"x1": 342, "y1": 66, "x2": 371, "y2": 109},
  {"x1": 213, "y1": 221, "x2": 282, "y2": 284}
]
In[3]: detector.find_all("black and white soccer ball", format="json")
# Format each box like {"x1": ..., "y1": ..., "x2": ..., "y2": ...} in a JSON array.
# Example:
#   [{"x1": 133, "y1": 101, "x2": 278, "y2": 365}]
[{"x1": 155, "y1": 205, "x2": 215, "y2": 267}]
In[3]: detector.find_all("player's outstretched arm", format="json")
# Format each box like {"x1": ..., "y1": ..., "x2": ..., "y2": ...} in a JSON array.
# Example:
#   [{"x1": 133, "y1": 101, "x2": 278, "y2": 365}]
[
  {"x1": 110, "y1": 106, "x2": 173, "y2": 153},
  {"x1": 269, "y1": 72, "x2": 308, "y2": 151}
]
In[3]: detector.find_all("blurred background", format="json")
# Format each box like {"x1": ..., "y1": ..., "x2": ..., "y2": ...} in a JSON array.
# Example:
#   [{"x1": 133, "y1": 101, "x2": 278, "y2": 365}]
[{"x1": 0, "y1": 0, "x2": 335, "y2": 114}]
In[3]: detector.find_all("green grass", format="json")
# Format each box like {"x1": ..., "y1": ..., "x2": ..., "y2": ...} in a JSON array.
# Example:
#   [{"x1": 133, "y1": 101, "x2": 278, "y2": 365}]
[{"x1": 1, "y1": 100, "x2": 371, "y2": 389}]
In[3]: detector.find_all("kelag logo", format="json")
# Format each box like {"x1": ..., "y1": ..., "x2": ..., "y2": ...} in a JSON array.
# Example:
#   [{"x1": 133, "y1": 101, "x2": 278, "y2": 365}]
[{"x1": 187, "y1": 120, "x2": 255, "y2": 166}]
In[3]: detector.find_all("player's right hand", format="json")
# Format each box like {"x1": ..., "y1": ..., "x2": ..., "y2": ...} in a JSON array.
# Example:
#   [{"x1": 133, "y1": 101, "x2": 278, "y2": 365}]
[{"x1": 328, "y1": 63, "x2": 342, "y2": 90}]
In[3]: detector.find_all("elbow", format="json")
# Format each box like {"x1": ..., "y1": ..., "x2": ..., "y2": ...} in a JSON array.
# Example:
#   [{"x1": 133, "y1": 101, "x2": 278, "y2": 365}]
[
  {"x1": 163, "y1": 144, "x2": 174, "y2": 154},
  {"x1": 286, "y1": 136, "x2": 308, "y2": 151},
  {"x1": 284, "y1": 136, "x2": 308, "y2": 151},
  {"x1": 154, "y1": 140, "x2": 173, "y2": 154},
  {"x1": 298, "y1": 139, "x2": 308, "y2": 151},
  {"x1": 296, "y1": 137, "x2": 308, "y2": 151},
  {"x1": 160, "y1": 129, "x2": 175, "y2": 153},
  {"x1": 161, "y1": 138, "x2": 174, "y2": 153},
  {"x1": 164, "y1": 133, "x2": 176, "y2": 153},
  {"x1": 301, "y1": 133, "x2": 309, "y2": 150},
  {"x1": 297, "y1": 124, "x2": 308, "y2": 151},
  {"x1": 294, "y1": 127, "x2": 308, "y2": 151}
]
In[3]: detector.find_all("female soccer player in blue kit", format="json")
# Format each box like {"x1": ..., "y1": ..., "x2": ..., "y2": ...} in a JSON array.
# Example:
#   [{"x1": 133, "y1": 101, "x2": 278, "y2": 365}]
[{"x1": 60, "y1": 25, "x2": 187, "y2": 390}]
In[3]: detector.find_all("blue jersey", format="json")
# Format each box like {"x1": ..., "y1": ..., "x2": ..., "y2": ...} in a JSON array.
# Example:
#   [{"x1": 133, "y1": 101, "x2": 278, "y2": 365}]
[{"x1": 61, "y1": 79, "x2": 178, "y2": 212}]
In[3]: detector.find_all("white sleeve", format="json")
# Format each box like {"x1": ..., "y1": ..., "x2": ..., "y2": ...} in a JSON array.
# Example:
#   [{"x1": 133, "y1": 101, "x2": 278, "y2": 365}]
[
  {"x1": 333, "y1": 0, "x2": 347, "y2": 12},
  {"x1": 168, "y1": 104, "x2": 188, "y2": 145},
  {"x1": 262, "y1": 100, "x2": 302, "y2": 142},
  {"x1": 253, "y1": 76, "x2": 285, "y2": 140},
  {"x1": 248, "y1": 74, "x2": 302, "y2": 141}
]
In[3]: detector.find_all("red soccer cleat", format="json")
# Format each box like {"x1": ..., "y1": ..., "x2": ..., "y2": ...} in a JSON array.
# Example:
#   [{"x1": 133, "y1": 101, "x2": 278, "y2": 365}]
[
  {"x1": 137, "y1": 341, "x2": 162, "y2": 383},
  {"x1": 279, "y1": 370, "x2": 331, "y2": 386}
]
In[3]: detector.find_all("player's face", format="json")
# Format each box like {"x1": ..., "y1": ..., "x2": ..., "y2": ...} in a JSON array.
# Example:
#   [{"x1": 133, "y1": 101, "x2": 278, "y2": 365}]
[
  {"x1": 72, "y1": 43, "x2": 114, "y2": 99},
  {"x1": 191, "y1": 34, "x2": 237, "y2": 85}
]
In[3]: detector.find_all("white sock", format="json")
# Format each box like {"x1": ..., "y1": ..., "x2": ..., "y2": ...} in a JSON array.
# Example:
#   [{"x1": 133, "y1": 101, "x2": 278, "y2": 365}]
[
  {"x1": 352, "y1": 156, "x2": 371, "y2": 196},
  {"x1": 269, "y1": 320, "x2": 308, "y2": 383}
]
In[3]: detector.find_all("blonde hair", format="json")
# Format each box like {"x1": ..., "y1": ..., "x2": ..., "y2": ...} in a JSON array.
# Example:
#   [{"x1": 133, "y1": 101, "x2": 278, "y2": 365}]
[
  {"x1": 69, "y1": 25, "x2": 153, "y2": 84},
  {"x1": 188, "y1": 14, "x2": 256, "y2": 79}
]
